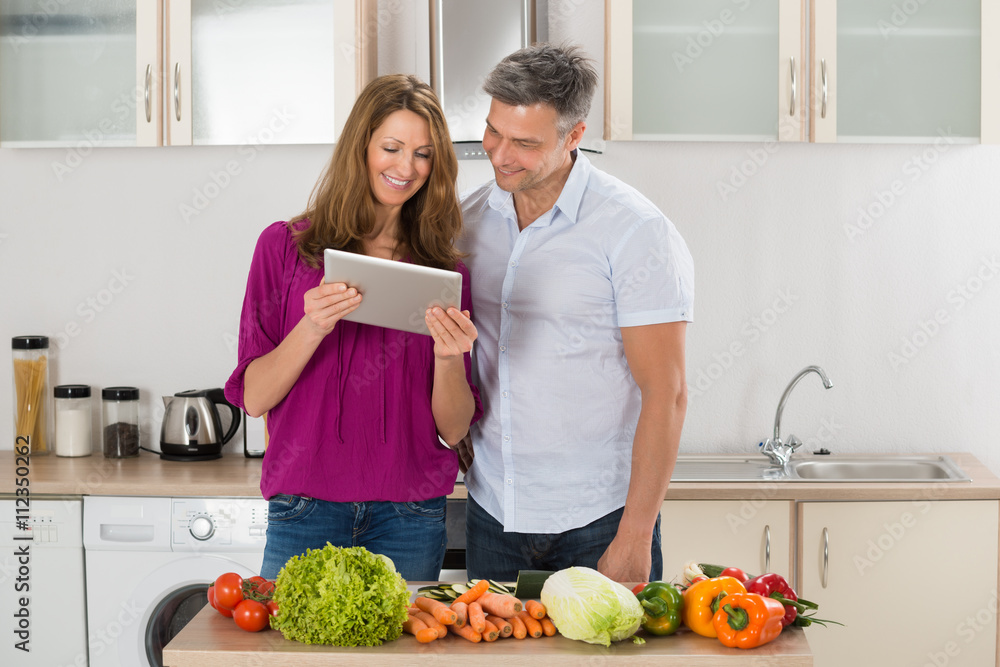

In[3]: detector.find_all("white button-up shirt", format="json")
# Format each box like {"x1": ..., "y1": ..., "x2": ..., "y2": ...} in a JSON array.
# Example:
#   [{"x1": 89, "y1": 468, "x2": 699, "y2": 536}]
[{"x1": 459, "y1": 151, "x2": 694, "y2": 534}]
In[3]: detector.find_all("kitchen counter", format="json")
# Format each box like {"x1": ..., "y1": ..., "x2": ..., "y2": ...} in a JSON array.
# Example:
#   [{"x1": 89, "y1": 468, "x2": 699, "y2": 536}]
[
  {"x1": 163, "y1": 605, "x2": 812, "y2": 666},
  {"x1": 3, "y1": 450, "x2": 1000, "y2": 501}
]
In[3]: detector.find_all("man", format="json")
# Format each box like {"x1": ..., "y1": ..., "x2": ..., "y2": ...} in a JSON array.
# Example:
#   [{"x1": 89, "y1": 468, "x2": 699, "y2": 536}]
[{"x1": 457, "y1": 43, "x2": 694, "y2": 584}]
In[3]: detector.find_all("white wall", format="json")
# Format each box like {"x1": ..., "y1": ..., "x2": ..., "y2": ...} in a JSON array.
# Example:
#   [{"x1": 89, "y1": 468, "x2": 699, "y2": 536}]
[{"x1": 3, "y1": 1, "x2": 1000, "y2": 475}]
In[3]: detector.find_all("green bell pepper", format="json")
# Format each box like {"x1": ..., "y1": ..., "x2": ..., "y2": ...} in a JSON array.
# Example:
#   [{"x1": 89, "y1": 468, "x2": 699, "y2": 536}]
[{"x1": 635, "y1": 581, "x2": 685, "y2": 636}]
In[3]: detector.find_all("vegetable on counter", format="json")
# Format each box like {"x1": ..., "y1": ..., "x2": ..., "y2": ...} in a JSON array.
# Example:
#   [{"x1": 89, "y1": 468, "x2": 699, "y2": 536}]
[
  {"x1": 539, "y1": 566, "x2": 643, "y2": 647},
  {"x1": 712, "y1": 593, "x2": 785, "y2": 649},
  {"x1": 682, "y1": 576, "x2": 748, "y2": 638},
  {"x1": 270, "y1": 544, "x2": 410, "y2": 646},
  {"x1": 744, "y1": 573, "x2": 801, "y2": 627},
  {"x1": 634, "y1": 581, "x2": 685, "y2": 636}
]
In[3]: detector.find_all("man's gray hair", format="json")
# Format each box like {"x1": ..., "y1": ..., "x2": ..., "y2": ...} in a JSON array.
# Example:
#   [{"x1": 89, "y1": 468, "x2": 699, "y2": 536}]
[{"x1": 482, "y1": 43, "x2": 598, "y2": 138}]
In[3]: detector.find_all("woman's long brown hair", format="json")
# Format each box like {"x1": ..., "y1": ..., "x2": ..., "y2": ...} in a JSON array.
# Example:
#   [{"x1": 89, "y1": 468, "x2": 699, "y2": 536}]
[{"x1": 290, "y1": 74, "x2": 462, "y2": 270}]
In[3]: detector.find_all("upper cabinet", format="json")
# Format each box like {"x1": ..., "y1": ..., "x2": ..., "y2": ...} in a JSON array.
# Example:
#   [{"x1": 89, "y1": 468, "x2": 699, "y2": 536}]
[
  {"x1": 607, "y1": 0, "x2": 1000, "y2": 143},
  {"x1": 0, "y1": 0, "x2": 362, "y2": 148}
]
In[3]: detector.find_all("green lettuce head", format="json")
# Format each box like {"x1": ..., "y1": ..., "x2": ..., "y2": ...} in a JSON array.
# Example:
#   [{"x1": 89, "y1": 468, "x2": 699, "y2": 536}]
[
  {"x1": 271, "y1": 544, "x2": 410, "y2": 646},
  {"x1": 540, "y1": 566, "x2": 642, "y2": 646}
]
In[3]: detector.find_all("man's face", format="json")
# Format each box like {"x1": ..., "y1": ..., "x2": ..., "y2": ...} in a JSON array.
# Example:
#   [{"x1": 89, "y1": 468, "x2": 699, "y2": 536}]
[{"x1": 481, "y1": 99, "x2": 581, "y2": 195}]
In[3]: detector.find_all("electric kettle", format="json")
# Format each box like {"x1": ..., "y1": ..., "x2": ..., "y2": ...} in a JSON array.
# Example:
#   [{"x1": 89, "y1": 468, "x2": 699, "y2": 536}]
[{"x1": 159, "y1": 388, "x2": 241, "y2": 461}]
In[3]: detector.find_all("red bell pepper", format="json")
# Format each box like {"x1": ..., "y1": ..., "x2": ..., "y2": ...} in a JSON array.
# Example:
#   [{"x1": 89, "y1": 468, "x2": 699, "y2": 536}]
[{"x1": 744, "y1": 573, "x2": 800, "y2": 627}]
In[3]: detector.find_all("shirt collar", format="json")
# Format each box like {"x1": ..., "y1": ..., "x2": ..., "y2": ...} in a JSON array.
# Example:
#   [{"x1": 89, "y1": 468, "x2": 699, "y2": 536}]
[{"x1": 487, "y1": 149, "x2": 590, "y2": 225}]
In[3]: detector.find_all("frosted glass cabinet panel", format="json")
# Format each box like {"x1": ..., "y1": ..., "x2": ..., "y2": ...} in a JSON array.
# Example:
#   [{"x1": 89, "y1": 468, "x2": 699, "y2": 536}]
[
  {"x1": 0, "y1": 0, "x2": 137, "y2": 146},
  {"x1": 632, "y1": 0, "x2": 779, "y2": 140},
  {"x1": 186, "y1": 0, "x2": 340, "y2": 146},
  {"x1": 835, "y1": 0, "x2": 981, "y2": 141}
]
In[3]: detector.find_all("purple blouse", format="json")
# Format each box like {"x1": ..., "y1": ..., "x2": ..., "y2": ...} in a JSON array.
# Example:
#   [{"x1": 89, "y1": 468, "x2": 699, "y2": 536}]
[{"x1": 225, "y1": 221, "x2": 482, "y2": 502}]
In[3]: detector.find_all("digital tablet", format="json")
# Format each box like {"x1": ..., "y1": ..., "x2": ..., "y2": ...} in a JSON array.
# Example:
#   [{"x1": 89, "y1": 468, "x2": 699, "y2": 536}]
[{"x1": 323, "y1": 248, "x2": 462, "y2": 336}]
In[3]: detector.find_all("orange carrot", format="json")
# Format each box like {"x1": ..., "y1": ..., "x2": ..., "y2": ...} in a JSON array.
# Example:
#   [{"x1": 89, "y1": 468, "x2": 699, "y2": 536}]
[
  {"x1": 525, "y1": 599, "x2": 547, "y2": 620},
  {"x1": 402, "y1": 615, "x2": 438, "y2": 643},
  {"x1": 482, "y1": 619, "x2": 500, "y2": 642},
  {"x1": 450, "y1": 600, "x2": 468, "y2": 628},
  {"x1": 447, "y1": 622, "x2": 482, "y2": 643},
  {"x1": 486, "y1": 614, "x2": 513, "y2": 638},
  {"x1": 518, "y1": 610, "x2": 543, "y2": 638},
  {"x1": 415, "y1": 596, "x2": 458, "y2": 626},
  {"x1": 509, "y1": 614, "x2": 527, "y2": 639},
  {"x1": 413, "y1": 610, "x2": 447, "y2": 639},
  {"x1": 468, "y1": 601, "x2": 487, "y2": 634},
  {"x1": 477, "y1": 591, "x2": 523, "y2": 618},
  {"x1": 452, "y1": 579, "x2": 491, "y2": 606},
  {"x1": 540, "y1": 616, "x2": 557, "y2": 637}
]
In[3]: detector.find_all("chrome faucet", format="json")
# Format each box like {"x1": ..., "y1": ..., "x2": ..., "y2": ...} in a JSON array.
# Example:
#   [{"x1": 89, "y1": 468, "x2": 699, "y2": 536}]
[{"x1": 759, "y1": 365, "x2": 834, "y2": 466}]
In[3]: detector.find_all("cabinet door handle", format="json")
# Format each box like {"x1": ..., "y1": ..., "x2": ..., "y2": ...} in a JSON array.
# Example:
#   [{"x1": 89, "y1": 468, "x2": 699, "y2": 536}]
[
  {"x1": 763, "y1": 524, "x2": 771, "y2": 572},
  {"x1": 820, "y1": 58, "x2": 828, "y2": 119},
  {"x1": 173, "y1": 62, "x2": 182, "y2": 122},
  {"x1": 821, "y1": 527, "x2": 830, "y2": 588},
  {"x1": 789, "y1": 57, "x2": 796, "y2": 117},
  {"x1": 144, "y1": 64, "x2": 152, "y2": 123}
]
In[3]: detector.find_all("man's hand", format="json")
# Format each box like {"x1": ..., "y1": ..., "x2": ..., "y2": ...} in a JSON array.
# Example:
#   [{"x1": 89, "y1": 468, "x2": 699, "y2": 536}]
[
  {"x1": 597, "y1": 532, "x2": 652, "y2": 584},
  {"x1": 455, "y1": 434, "x2": 475, "y2": 474}
]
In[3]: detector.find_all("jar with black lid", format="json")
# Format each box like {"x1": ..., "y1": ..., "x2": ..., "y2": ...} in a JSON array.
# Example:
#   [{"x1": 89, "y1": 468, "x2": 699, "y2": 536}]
[
  {"x1": 54, "y1": 384, "x2": 92, "y2": 457},
  {"x1": 12, "y1": 335, "x2": 52, "y2": 454},
  {"x1": 102, "y1": 386, "x2": 140, "y2": 458}
]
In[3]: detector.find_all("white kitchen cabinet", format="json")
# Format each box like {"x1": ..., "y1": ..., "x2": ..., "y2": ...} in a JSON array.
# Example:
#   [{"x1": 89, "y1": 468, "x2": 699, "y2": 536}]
[
  {"x1": 607, "y1": 0, "x2": 1000, "y2": 143},
  {"x1": 607, "y1": 0, "x2": 805, "y2": 142},
  {"x1": 0, "y1": 0, "x2": 363, "y2": 148},
  {"x1": 659, "y1": 499, "x2": 793, "y2": 581},
  {"x1": 798, "y1": 500, "x2": 999, "y2": 667}
]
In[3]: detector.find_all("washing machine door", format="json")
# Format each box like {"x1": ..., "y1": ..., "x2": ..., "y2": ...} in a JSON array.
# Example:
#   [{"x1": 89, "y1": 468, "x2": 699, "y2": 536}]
[{"x1": 88, "y1": 553, "x2": 262, "y2": 667}]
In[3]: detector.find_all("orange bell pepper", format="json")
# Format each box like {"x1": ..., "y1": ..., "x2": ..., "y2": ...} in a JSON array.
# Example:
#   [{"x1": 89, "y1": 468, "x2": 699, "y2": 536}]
[
  {"x1": 712, "y1": 593, "x2": 785, "y2": 649},
  {"x1": 682, "y1": 576, "x2": 747, "y2": 637}
]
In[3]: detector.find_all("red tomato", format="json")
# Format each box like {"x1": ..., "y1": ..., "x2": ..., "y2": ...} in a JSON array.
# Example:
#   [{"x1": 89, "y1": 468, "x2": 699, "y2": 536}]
[
  {"x1": 690, "y1": 575, "x2": 709, "y2": 585},
  {"x1": 266, "y1": 599, "x2": 279, "y2": 617},
  {"x1": 631, "y1": 583, "x2": 648, "y2": 596},
  {"x1": 255, "y1": 580, "x2": 275, "y2": 597},
  {"x1": 207, "y1": 585, "x2": 233, "y2": 618},
  {"x1": 213, "y1": 572, "x2": 245, "y2": 611},
  {"x1": 720, "y1": 567, "x2": 750, "y2": 582},
  {"x1": 233, "y1": 599, "x2": 270, "y2": 632}
]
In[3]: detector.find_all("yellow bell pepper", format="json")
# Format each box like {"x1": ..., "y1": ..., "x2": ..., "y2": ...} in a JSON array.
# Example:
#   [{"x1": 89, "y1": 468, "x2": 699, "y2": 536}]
[{"x1": 682, "y1": 576, "x2": 747, "y2": 638}]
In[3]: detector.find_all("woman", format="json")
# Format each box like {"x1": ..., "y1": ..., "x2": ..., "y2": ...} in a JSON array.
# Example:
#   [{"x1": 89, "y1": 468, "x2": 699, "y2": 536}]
[{"x1": 225, "y1": 74, "x2": 482, "y2": 582}]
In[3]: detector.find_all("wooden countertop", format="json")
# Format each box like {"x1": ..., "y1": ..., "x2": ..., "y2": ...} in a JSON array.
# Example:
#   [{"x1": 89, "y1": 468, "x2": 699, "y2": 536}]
[
  {"x1": 163, "y1": 605, "x2": 813, "y2": 666},
  {"x1": 3, "y1": 450, "x2": 999, "y2": 501}
]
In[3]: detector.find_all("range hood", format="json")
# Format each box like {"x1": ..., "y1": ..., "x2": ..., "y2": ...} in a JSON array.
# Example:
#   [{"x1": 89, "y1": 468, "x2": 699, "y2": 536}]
[{"x1": 429, "y1": 0, "x2": 536, "y2": 156}]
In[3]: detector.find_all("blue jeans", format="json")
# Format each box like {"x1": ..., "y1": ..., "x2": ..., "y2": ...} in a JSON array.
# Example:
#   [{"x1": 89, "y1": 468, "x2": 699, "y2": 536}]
[
  {"x1": 465, "y1": 495, "x2": 662, "y2": 581},
  {"x1": 260, "y1": 494, "x2": 447, "y2": 582}
]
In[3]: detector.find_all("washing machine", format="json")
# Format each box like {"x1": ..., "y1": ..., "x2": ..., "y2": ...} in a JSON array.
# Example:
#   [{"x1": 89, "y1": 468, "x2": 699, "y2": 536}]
[{"x1": 83, "y1": 496, "x2": 267, "y2": 667}]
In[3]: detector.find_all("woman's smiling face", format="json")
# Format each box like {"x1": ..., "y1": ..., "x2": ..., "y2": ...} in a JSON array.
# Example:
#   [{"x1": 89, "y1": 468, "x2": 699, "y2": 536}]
[{"x1": 366, "y1": 109, "x2": 434, "y2": 213}]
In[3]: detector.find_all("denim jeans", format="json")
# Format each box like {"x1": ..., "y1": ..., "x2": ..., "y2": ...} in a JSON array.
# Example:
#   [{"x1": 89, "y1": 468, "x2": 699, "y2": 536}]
[
  {"x1": 465, "y1": 495, "x2": 662, "y2": 581},
  {"x1": 260, "y1": 494, "x2": 447, "y2": 582}
]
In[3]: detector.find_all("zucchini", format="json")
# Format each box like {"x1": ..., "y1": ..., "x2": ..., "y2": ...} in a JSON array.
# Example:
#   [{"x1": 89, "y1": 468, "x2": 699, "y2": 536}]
[{"x1": 512, "y1": 570, "x2": 554, "y2": 599}]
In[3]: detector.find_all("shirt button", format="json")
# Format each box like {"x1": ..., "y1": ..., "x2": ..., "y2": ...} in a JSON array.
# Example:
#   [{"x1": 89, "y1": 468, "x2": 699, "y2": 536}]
[
  {"x1": 502, "y1": 391, "x2": 508, "y2": 398},
  {"x1": 503, "y1": 435, "x2": 510, "y2": 442},
  {"x1": 506, "y1": 478, "x2": 513, "y2": 485},
  {"x1": 509, "y1": 260, "x2": 516, "y2": 267},
  {"x1": 501, "y1": 302, "x2": 509, "y2": 309},
  {"x1": 499, "y1": 345, "x2": 506, "y2": 352}
]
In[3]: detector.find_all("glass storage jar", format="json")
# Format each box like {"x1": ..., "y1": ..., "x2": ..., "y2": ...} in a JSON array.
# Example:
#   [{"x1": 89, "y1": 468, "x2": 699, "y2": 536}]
[
  {"x1": 54, "y1": 384, "x2": 93, "y2": 457},
  {"x1": 102, "y1": 386, "x2": 140, "y2": 458},
  {"x1": 12, "y1": 335, "x2": 52, "y2": 455}
]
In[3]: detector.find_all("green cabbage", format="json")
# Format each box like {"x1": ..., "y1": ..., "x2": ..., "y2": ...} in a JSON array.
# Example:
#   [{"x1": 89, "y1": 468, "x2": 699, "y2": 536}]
[
  {"x1": 271, "y1": 544, "x2": 410, "y2": 646},
  {"x1": 539, "y1": 566, "x2": 643, "y2": 647}
]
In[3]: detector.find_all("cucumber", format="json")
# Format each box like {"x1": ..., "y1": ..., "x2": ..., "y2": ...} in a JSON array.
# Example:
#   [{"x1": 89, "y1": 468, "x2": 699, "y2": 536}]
[{"x1": 513, "y1": 570, "x2": 554, "y2": 599}]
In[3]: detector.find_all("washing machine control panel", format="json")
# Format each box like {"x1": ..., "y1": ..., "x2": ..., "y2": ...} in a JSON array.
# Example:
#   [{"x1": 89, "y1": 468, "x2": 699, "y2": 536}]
[{"x1": 171, "y1": 498, "x2": 268, "y2": 552}]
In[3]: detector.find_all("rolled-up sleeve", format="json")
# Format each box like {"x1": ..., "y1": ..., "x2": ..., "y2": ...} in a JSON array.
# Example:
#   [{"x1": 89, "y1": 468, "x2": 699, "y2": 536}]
[
  {"x1": 224, "y1": 222, "x2": 291, "y2": 409},
  {"x1": 611, "y1": 215, "x2": 694, "y2": 328}
]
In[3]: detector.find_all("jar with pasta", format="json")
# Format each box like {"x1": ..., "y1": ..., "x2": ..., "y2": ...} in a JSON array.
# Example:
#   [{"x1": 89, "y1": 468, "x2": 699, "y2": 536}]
[{"x1": 12, "y1": 336, "x2": 52, "y2": 455}]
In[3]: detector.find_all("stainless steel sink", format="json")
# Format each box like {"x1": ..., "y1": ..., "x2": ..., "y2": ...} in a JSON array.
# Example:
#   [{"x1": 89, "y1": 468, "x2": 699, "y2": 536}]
[
  {"x1": 784, "y1": 455, "x2": 970, "y2": 482},
  {"x1": 671, "y1": 454, "x2": 970, "y2": 483}
]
